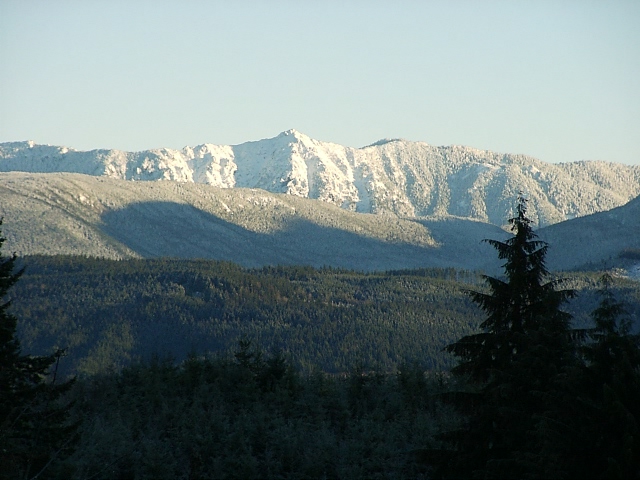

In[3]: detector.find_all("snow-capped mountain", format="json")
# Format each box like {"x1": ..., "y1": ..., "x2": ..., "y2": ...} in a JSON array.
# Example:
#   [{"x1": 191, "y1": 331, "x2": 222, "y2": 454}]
[{"x1": 2, "y1": 130, "x2": 639, "y2": 227}]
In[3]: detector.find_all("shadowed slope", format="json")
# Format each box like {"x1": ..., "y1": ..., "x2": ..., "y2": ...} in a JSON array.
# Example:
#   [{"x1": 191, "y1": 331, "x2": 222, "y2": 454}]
[
  {"x1": 539, "y1": 194, "x2": 640, "y2": 272},
  {"x1": 0, "y1": 172, "x2": 504, "y2": 272},
  {"x1": 3, "y1": 172, "x2": 636, "y2": 273}
]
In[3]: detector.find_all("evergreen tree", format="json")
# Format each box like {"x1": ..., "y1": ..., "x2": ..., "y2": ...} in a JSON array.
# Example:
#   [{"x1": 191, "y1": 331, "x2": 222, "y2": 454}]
[
  {"x1": 571, "y1": 275, "x2": 640, "y2": 478},
  {"x1": 528, "y1": 275, "x2": 640, "y2": 479},
  {"x1": 0, "y1": 219, "x2": 77, "y2": 479},
  {"x1": 582, "y1": 275, "x2": 640, "y2": 395},
  {"x1": 437, "y1": 195, "x2": 576, "y2": 478}
]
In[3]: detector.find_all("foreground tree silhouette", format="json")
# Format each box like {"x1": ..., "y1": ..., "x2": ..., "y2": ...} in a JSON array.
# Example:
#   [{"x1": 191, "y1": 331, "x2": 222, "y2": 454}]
[
  {"x1": 435, "y1": 195, "x2": 576, "y2": 478},
  {"x1": 556, "y1": 275, "x2": 640, "y2": 479},
  {"x1": 0, "y1": 219, "x2": 76, "y2": 479}
]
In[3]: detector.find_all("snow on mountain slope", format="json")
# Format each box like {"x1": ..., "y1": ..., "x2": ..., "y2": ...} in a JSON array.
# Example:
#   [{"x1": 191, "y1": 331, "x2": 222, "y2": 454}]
[
  {"x1": 0, "y1": 172, "x2": 508, "y2": 272},
  {"x1": 1, "y1": 170, "x2": 635, "y2": 272},
  {"x1": 2, "y1": 131, "x2": 639, "y2": 227}
]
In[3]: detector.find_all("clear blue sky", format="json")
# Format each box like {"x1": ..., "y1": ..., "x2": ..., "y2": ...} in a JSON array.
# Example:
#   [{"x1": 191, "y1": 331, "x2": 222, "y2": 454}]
[{"x1": 1, "y1": 0, "x2": 639, "y2": 164}]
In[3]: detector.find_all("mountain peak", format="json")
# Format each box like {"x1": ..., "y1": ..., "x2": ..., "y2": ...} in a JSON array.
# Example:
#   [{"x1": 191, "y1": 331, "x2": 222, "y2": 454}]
[{"x1": 278, "y1": 129, "x2": 310, "y2": 142}]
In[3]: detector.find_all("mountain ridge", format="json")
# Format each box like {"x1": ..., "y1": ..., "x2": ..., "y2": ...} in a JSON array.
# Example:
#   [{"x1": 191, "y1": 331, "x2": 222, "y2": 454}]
[
  {"x1": 0, "y1": 172, "x2": 505, "y2": 272},
  {"x1": 1, "y1": 171, "x2": 638, "y2": 275},
  {"x1": 2, "y1": 130, "x2": 639, "y2": 227}
]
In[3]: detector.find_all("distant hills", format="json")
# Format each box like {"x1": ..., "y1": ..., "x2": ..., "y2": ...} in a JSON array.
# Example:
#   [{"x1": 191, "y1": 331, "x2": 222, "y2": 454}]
[
  {"x1": 2, "y1": 130, "x2": 639, "y2": 228},
  {"x1": 540, "y1": 194, "x2": 640, "y2": 272},
  {"x1": 0, "y1": 169, "x2": 638, "y2": 274},
  {"x1": 0, "y1": 172, "x2": 506, "y2": 272}
]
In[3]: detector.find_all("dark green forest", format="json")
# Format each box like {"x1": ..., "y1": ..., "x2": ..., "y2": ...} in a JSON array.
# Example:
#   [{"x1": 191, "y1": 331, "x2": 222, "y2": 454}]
[
  {"x1": 11, "y1": 257, "x2": 486, "y2": 376},
  {"x1": 11, "y1": 256, "x2": 639, "y2": 378},
  {"x1": 3, "y1": 199, "x2": 640, "y2": 479}
]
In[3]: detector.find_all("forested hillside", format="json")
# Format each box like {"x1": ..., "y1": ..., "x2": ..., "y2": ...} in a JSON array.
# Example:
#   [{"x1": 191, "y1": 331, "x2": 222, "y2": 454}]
[
  {"x1": 4, "y1": 241, "x2": 640, "y2": 478},
  {"x1": 3, "y1": 172, "x2": 639, "y2": 274},
  {"x1": 11, "y1": 255, "x2": 640, "y2": 378}
]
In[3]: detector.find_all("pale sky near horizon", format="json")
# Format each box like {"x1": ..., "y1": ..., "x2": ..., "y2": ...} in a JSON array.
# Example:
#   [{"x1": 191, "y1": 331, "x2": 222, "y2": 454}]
[{"x1": 1, "y1": 0, "x2": 639, "y2": 165}]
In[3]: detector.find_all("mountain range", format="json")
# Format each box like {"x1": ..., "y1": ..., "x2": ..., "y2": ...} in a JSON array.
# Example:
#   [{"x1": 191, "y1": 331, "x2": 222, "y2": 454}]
[
  {"x1": 2, "y1": 130, "x2": 639, "y2": 227},
  {"x1": 0, "y1": 131, "x2": 638, "y2": 274}
]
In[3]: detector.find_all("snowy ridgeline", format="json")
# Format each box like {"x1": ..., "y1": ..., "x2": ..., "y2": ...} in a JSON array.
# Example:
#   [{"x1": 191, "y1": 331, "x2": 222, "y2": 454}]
[{"x1": 1, "y1": 130, "x2": 640, "y2": 227}]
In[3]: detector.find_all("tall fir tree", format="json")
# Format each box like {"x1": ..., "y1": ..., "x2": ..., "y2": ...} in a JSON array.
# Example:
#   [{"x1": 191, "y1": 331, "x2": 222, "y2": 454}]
[
  {"x1": 436, "y1": 194, "x2": 576, "y2": 478},
  {"x1": 0, "y1": 218, "x2": 77, "y2": 479},
  {"x1": 530, "y1": 274, "x2": 640, "y2": 479},
  {"x1": 574, "y1": 275, "x2": 640, "y2": 478}
]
